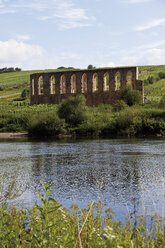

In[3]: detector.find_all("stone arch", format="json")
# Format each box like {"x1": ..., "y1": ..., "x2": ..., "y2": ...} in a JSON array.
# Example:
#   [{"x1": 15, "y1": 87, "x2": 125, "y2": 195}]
[
  {"x1": 50, "y1": 75, "x2": 56, "y2": 94},
  {"x1": 81, "y1": 73, "x2": 87, "y2": 93},
  {"x1": 126, "y1": 71, "x2": 133, "y2": 88},
  {"x1": 60, "y1": 74, "x2": 66, "y2": 94},
  {"x1": 92, "y1": 73, "x2": 99, "y2": 92},
  {"x1": 70, "y1": 74, "x2": 77, "y2": 93},
  {"x1": 31, "y1": 78, "x2": 35, "y2": 95},
  {"x1": 38, "y1": 75, "x2": 44, "y2": 95},
  {"x1": 115, "y1": 71, "x2": 121, "y2": 91},
  {"x1": 103, "y1": 72, "x2": 110, "y2": 91}
]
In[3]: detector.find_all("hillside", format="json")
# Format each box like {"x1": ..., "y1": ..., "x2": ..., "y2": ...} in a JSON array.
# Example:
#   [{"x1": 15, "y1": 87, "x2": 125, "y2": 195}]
[{"x1": 0, "y1": 65, "x2": 165, "y2": 102}]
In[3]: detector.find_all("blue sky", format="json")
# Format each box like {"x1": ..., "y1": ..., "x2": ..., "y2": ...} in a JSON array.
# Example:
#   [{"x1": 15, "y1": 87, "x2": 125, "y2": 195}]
[{"x1": 0, "y1": 0, "x2": 165, "y2": 70}]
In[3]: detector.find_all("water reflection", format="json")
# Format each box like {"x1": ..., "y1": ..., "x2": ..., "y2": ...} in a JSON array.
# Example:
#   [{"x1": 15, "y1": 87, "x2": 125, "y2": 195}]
[{"x1": 0, "y1": 138, "x2": 165, "y2": 219}]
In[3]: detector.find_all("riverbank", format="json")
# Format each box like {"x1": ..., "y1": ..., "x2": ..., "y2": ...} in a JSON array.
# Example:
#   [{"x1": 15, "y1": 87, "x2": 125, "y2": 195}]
[
  {"x1": 0, "y1": 132, "x2": 28, "y2": 138},
  {"x1": 1, "y1": 93, "x2": 165, "y2": 138}
]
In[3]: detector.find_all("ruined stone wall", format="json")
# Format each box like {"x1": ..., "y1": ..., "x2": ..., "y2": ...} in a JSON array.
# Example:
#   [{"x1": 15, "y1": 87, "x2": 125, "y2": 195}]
[{"x1": 30, "y1": 67, "x2": 144, "y2": 106}]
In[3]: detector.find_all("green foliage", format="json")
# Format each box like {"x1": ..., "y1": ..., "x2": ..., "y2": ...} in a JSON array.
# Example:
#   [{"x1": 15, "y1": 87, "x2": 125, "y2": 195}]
[
  {"x1": 28, "y1": 113, "x2": 66, "y2": 137},
  {"x1": 115, "y1": 107, "x2": 142, "y2": 136},
  {"x1": 87, "y1": 64, "x2": 96, "y2": 69},
  {"x1": 113, "y1": 100, "x2": 128, "y2": 112},
  {"x1": 21, "y1": 88, "x2": 30, "y2": 99},
  {"x1": 158, "y1": 72, "x2": 165, "y2": 79},
  {"x1": 1, "y1": 98, "x2": 165, "y2": 137},
  {"x1": 120, "y1": 87, "x2": 142, "y2": 106},
  {"x1": 159, "y1": 94, "x2": 165, "y2": 109},
  {"x1": 144, "y1": 75, "x2": 157, "y2": 85},
  {"x1": 58, "y1": 95, "x2": 87, "y2": 127},
  {"x1": 0, "y1": 182, "x2": 165, "y2": 247}
]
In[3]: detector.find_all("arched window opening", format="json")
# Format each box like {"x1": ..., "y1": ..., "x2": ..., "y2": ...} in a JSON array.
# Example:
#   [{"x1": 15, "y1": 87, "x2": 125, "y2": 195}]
[
  {"x1": 81, "y1": 73, "x2": 87, "y2": 93},
  {"x1": 38, "y1": 76, "x2": 44, "y2": 95},
  {"x1": 126, "y1": 71, "x2": 133, "y2": 88},
  {"x1": 50, "y1": 75, "x2": 56, "y2": 94},
  {"x1": 103, "y1": 72, "x2": 109, "y2": 91},
  {"x1": 71, "y1": 74, "x2": 76, "y2": 93},
  {"x1": 31, "y1": 79, "x2": 34, "y2": 96},
  {"x1": 115, "y1": 72, "x2": 121, "y2": 91},
  {"x1": 60, "y1": 75, "x2": 66, "y2": 94},
  {"x1": 92, "y1": 73, "x2": 99, "y2": 92}
]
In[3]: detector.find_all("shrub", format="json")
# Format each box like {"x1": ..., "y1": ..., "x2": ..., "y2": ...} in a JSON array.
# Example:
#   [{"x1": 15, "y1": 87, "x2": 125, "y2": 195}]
[
  {"x1": 113, "y1": 100, "x2": 128, "y2": 112},
  {"x1": 158, "y1": 72, "x2": 165, "y2": 79},
  {"x1": 21, "y1": 89, "x2": 30, "y2": 99},
  {"x1": 116, "y1": 107, "x2": 142, "y2": 136},
  {"x1": 120, "y1": 87, "x2": 142, "y2": 106},
  {"x1": 28, "y1": 113, "x2": 66, "y2": 137},
  {"x1": 159, "y1": 94, "x2": 165, "y2": 109},
  {"x1": 58, "y1": 95, "x2": 87, "y2": 127},
  {"x1": 141, "y1": 117, "x2": 165, "y2": 135}
]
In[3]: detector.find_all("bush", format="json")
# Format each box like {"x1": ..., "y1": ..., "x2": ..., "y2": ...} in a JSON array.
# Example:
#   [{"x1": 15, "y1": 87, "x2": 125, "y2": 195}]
[
  {"x1": 158, "y1": 72, "x2": 165, "y2": 79},
  {"x1": 159, "y1": 94, "x2": 165, "y2": 109},
  {"x1": 120, "y1": 87, "x2": 142, "y2": 106},
  {"x1": 116, "y1": 107, "x2": 142, "y2": 136},
  {"x1": 28, "y1": 113, "x2": 66, "y2": 137},
  {"x1": 113, "y1": 100, "x2": 128, "y2": 112},
  {"x1": 141, "y1": 117, "x2": 165, "y2": 135},
  {"x1": 21, "y1": 89, "x2": 30, "y2": 99},
  {"x1": 58, "y1": 95, "x2": 87, "y2": 127}
]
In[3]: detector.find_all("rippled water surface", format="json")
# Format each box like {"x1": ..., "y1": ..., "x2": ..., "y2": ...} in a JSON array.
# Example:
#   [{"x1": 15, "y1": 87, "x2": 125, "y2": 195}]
[{"x1": 1, "y1": 138, "x2": 165, "y2": 219}]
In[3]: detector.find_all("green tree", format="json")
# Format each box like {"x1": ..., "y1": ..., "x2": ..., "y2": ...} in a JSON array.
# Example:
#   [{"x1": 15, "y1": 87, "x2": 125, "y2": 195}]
[
  {"x1": 87, "y1": 64, "x2": 95, "y2": 69},
  {"x1": 58, "y1": 95, "x2": 87, "y2": 127},
  {"x1": 120, "y1": 87, "x2": 142, "y2": 106}
]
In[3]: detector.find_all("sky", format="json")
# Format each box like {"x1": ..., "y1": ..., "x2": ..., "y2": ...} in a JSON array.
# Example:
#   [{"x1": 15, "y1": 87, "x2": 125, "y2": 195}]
[{"x1": 0, "y1": 0, "x2": 165, "y2": 70}]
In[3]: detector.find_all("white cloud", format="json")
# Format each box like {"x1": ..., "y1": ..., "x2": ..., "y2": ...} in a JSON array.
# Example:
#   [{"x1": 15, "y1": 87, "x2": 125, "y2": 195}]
[
  {"x1": 38, "y1": 1, "x2": 96, "y2": 29},
  {"x1": 122, "y1": 0, "x2": 153, "y2": 3},
  {"x1": 138, "y1": 40, "x2": 165, "y2": 49},
  {"x1": 0, "y1": 8, "x2": 16, "y2": 14},
  {"x1": 1, "y1": 0, "x2": 95, "y2": 29},
  {"x1": 11, "y1": 2, "x2": 48, "y2": 11},
  {"x1": 134, "y1": 18, "x2": 165, "y2": 31},
  {"x1": 14, "y1": 34, "x2": 31, "y2": 41},
  {"x1": 0, "y1": 39, "x2": 83, "y2": 69},
  {"x1": 121, "y1": 48, "x2": 165, "y2": 65},
  {"x1": 0, "y1": 40, "x2": 44, "y2": 68},
  {"x1": 100, "y1": 62, "x2": 116, "y2": 68}
]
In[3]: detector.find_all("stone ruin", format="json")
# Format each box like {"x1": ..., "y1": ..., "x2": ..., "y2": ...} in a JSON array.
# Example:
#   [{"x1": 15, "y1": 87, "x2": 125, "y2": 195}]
[{"x1": 30, "y1": 66, "x2": 144, "y2": 106}]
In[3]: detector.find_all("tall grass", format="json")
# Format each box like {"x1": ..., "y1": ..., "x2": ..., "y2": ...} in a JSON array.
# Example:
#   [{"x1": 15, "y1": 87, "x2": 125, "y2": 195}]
[{"x1": 0, "y1": 181, "x2": 165, "y2": 247}]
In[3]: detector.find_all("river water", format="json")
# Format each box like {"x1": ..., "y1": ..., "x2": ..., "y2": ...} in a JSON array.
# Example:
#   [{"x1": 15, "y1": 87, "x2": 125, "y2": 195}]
[{"x1": 0, "y1": 138, "x2": 165, "y2": 220}]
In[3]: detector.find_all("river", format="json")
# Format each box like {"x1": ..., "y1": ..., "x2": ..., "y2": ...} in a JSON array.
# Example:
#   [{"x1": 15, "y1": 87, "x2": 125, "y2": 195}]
[{"x1": 0, "y1": 138, "x2": 165, "y2": 221}]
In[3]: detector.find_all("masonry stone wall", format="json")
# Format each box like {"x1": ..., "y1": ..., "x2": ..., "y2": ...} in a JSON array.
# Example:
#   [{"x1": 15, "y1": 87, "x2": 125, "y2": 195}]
[{"x1": 30, "y1": 67, "x2": 144, "y2": 106}]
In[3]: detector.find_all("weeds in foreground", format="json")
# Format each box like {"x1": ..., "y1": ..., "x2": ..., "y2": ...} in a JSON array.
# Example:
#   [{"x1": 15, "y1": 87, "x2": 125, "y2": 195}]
[{"x1": 0, "y1": 181, "x2": 165, "y2": 247}]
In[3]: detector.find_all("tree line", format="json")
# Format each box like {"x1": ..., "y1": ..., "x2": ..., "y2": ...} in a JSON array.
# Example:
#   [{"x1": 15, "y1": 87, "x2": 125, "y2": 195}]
[{"x1": 0, "y1": 67, "x2": 21, "y2": 74}]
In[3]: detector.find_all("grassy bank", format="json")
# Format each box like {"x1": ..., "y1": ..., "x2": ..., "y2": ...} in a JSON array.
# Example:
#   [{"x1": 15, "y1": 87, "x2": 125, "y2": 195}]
[{"x1": 0, "y1": 181, "x2": 165, "y2": 248}]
